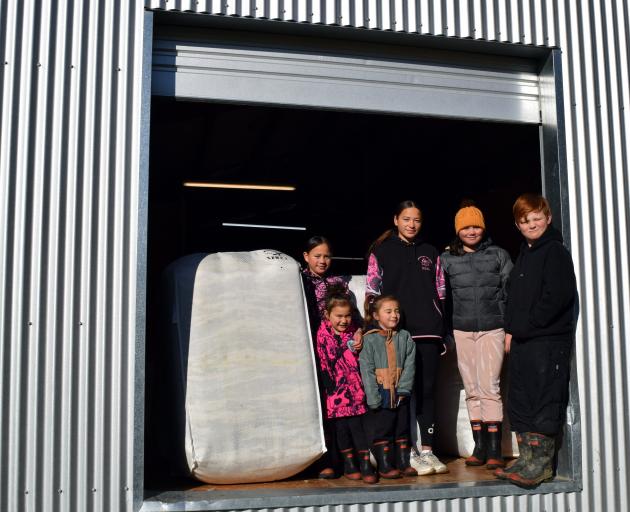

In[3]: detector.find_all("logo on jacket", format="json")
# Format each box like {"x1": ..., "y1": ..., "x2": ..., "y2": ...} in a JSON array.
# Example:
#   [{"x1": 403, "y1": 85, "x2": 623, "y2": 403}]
[{"x1": 418, "y1": 256, "x2": 433, "y2": 271}]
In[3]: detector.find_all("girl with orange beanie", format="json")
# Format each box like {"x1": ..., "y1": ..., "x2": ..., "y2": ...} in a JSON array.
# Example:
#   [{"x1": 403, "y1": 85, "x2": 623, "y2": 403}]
[{"x1": 440, "y1": 202, "x2": 513, "y2": 470}]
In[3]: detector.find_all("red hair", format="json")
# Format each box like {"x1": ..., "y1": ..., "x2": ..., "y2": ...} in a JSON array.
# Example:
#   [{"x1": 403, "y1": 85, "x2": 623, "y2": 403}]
[{"x1": 512, "y1": 193, "x2": 551, "y2": 222}]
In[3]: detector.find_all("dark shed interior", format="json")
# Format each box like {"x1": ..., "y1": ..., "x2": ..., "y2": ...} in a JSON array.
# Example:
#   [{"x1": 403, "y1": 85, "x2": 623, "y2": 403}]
[{"x1": 144, "y1": 97, "x2": 542, "y2": 488}]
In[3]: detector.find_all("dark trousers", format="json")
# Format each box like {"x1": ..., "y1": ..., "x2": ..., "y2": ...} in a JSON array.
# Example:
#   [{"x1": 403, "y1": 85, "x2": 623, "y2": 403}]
[
  {"x1": 333, "y1": 415, "x2": 369, "y2": 452},
  {"x1": 320, "y1": 419, "x2": 341, "y2": 470},
  {"x1": 508, "y1": 337, "x2": 572, "y2": 435},
  {"x1": 364, "y1": 399, "x2": 411, "y2": 445},
  {"x1": 414, "y1": 341, "x2": 440, "y2": 446}
]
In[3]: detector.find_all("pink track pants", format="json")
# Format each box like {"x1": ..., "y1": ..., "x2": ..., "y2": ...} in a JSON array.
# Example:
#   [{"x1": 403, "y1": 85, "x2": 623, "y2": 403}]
[{"x1": 454, "y1": 328, "x2": 505, "y2": 422}]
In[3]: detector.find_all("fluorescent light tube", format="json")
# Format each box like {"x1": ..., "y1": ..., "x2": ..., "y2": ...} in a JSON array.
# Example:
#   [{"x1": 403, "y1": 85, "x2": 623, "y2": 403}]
[
  {"x1": 222, "y1": 223, "x2": 306, "y2": 231},
  {"x1": 183, "y1": 182, "x2": 295, "y2": 191}
]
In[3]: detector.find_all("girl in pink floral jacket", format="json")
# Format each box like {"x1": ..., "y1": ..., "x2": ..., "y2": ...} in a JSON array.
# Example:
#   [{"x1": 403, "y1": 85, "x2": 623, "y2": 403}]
[{"x1": 315, "y1": 289, "x2": 377, "y2": 484}]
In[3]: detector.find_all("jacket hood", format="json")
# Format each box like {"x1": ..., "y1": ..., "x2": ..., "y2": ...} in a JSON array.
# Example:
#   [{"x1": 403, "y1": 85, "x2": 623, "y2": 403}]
[{"x1": 525, "y1": 225, "x2": 564, "y2": 252}]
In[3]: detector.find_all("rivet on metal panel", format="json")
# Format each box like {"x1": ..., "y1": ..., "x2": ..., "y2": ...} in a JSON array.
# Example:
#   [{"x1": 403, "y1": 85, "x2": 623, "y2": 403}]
[
  {"x1": 25, "y1": 491, "x2": 29, "y2": 495},
  {"x1": 79, "y1": 322, "x2": 83, "y2": 326},
  {"x1": 58, "y1": 489, "x2": 63, "y2": 494},
  {"x1": 92, "y1": 488, "x2": 96, "y2": 493},
  {"x1": 37, "y1": 62, "x2": 41, "y2": 67},
  {"x1": 28, "y1": 322, "x2": 32, "y2": 326}
]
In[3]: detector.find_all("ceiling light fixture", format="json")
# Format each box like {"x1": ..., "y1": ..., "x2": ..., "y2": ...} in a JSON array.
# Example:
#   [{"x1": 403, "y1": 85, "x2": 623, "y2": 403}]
[
  {"x1": 222, "y1": 223, "x2": 306, "y2": 231},
  {"x1": 183, "y1": 182, "x2": 296, "y2": 191}
]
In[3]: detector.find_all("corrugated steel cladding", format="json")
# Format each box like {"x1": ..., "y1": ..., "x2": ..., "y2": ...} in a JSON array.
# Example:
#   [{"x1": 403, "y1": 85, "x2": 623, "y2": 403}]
[
  {"x1": 0, "y1": 0, "x2": 627, "y2": 511},
  {"x1": 0, "y1": 2, "x2": 144, "y2": 512}
]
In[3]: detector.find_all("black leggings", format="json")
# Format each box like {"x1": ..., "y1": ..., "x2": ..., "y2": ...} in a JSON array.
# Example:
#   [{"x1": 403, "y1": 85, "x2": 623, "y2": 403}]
[
  {"x1": 333, "y1": 415, "x2": 369, "y2": 452},
  {"x1": 414, "y1": 340, "x2": 440, "y2": 447},
  {"x1": 363, "y1": 399, "x2": 411, "y2": 445}
]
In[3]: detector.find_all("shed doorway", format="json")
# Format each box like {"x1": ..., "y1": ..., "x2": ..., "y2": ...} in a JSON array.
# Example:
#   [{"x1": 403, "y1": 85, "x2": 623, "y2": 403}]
[{"x1": 144, "y1": 97, "x2": 542, "y2": 497}]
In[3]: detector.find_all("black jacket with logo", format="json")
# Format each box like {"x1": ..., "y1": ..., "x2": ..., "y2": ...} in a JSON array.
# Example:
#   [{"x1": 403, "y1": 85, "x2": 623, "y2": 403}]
[
  {"x1": 366, "y1": 234, "x2": 445, "y2": 339},
  {"x1": 505, "y1": 226, "x2": 577, "y2": 340}
]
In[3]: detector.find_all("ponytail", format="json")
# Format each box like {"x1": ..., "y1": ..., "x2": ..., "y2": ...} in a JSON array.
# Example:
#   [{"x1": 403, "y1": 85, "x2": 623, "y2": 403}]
[{"x1": 367, "y1": 228, "x2": 396, "y2": 256}]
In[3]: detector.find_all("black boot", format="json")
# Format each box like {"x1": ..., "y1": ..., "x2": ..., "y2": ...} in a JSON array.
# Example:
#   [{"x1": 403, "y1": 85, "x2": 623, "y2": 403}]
[
  {"x1": 394, "y1": 438, "x2": 418, "y2": 476},
  {"x1": 495, "y1": 432, "x2": 531, "y2": 479},
  {"x1": 340, "y1": 448, "x2": 361, "y2": 480},
  {"x1": 465, "y1": 421, "x2": 486, "y2": 466},
  {"x1": 485, "y1": 422, "x2": 505, "y2": 469},
  {"x1": 372, "y1": 441, "x2": 401, "y2": 479},
  {"x1": 357, "y1": 450, "x2": 378, "y2": 484},
  {"x1": 507, "y1": 433, "x2": 555, "y2": 489}
]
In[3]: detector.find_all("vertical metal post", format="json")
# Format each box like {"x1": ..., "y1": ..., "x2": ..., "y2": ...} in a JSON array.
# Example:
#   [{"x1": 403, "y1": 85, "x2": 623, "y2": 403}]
[
  {"x1": 539, "y1": 48, "x2": 582, "y2": 488},
  {"x1": 133, "y1": 10, "x2": 153, "y2": 512}
]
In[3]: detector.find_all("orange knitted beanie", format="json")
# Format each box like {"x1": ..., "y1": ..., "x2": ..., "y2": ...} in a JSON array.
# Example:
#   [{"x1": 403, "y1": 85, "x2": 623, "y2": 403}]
[{"x1": 454, "y1": 206, "x2": 486, "y2": 233}]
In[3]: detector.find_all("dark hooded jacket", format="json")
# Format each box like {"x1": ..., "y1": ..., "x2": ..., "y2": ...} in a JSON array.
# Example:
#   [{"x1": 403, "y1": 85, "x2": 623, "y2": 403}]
[
  {"x1": 366, "y1": 234, "x2": 445, "y2": 339},
  {"x1": 505, "y1": 226, "x2": 577, "y2": 340},
  {"x1": 441, "y1": 239, "x2": 513, "y2": 332}
]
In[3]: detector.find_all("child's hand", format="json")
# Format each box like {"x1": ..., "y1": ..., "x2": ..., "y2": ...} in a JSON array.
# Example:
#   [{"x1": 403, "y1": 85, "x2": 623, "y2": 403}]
[{"x1": 352, "y1": 329, "x2": 363, "y2": 351}]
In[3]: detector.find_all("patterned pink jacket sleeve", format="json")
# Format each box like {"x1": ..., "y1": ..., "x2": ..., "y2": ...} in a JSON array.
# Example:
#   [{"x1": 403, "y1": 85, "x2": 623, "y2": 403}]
[
  {"x1": 365, "y1": 253, "x2": 383, "y2": 298},
  {"x1": 435, "y1": 255, "x2": 446, "y2": 300},
  {"x1": 315, "y1": 322, "x2": 332, "y2": 378}
]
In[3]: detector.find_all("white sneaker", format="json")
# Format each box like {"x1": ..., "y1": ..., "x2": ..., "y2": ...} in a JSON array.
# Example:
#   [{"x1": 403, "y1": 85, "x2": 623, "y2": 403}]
[
  {"x1": 418, "y1": 451, "x2": 449, "y2": 474},
  {"x1": 410, "y1": 451, "x2": 435, "y2": 476}
]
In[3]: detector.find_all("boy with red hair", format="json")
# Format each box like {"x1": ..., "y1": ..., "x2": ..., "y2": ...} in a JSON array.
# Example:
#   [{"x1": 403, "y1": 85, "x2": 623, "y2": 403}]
[{"x1": 497, "y1": 194, "x2": 577, "y2": 488}]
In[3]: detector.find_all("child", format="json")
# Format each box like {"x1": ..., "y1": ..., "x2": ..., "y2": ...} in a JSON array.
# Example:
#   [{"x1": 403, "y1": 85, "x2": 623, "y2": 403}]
[
  {"x1": 301, "y1": 236, "x2": 362, "y2": 338},
  {"x1": 440, "y1": 203, "x2": 513, "y2": 469},
  {"x1": 365, "y1": 200, "x2": 448, "y2": 475},
  {"x1": 316, "y1": 289, "x2": 377, "y2": 484},
  {"x1": 360, "y1": 295, "x2": 418, "y2": 478},
  {"x1": 496, "y1": 194, "x2": 576, "y2": 489},
  {"x1": 301, "y1": 236, "x2": 362, "y2": 478}
]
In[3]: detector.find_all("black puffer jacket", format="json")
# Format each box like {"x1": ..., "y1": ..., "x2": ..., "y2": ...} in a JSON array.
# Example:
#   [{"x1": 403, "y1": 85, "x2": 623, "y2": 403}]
[
  {"x1": 441, "y1": 239, "x2": 513, "y2": 332},
  {"x1": 505, "y1": 226, "x2": 577, "y2": 340}
]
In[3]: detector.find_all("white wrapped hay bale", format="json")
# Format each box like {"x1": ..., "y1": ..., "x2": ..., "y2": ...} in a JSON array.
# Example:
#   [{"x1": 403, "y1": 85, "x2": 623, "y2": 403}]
[{"x1": 185, "y1": 250, "x2": 325, "y2": 484}]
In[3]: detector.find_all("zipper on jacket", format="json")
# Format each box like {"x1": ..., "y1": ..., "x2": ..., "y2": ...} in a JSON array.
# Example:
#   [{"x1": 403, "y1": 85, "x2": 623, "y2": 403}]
[{"x1": 470, "y1": 252, "x2": 479, "y2": 332}]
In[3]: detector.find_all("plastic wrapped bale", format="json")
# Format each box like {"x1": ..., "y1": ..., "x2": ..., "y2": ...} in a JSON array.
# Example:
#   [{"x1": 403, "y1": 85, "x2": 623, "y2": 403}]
[
  {"x1": 184, "y1": 250, "x2": 325, "y2": 483},
  {"x1": 346, "y1": 275, "x2": 367, "y2": 320}
]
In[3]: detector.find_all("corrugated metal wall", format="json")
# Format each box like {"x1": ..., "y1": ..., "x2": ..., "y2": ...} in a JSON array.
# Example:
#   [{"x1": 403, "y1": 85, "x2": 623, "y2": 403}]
[
  {"x1": 141, "y1": 2, "x2": 630, "y2": 512},
  {"x1": 0, "y1": 2, "x2": 145, "y2": 512},
  {"x1": 1, "y1": 1, "x2": 628, "y2": 511}
]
